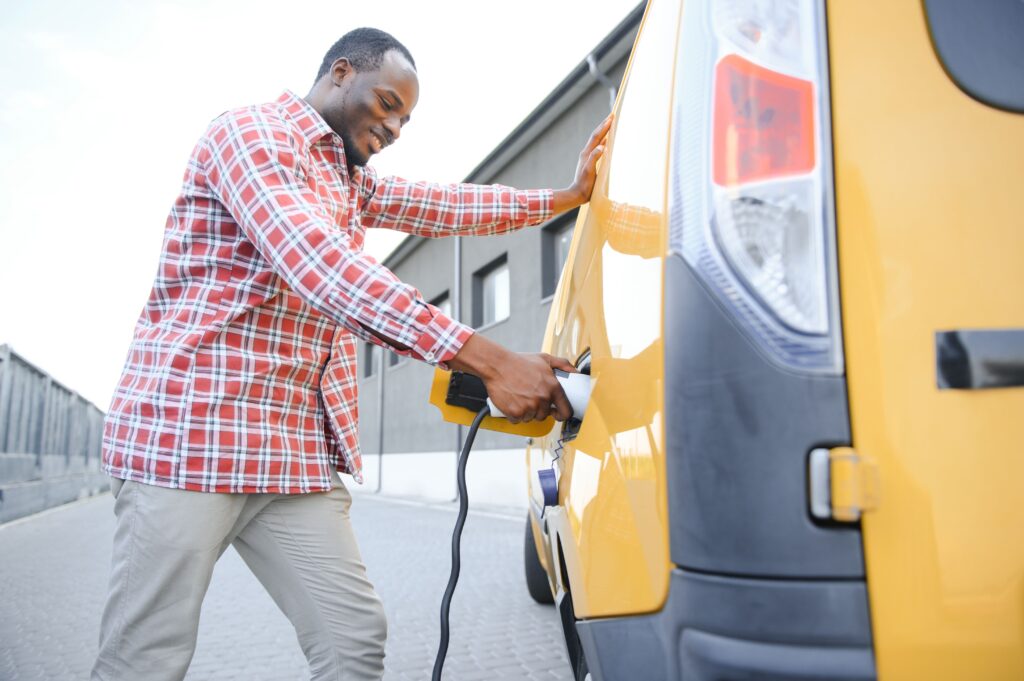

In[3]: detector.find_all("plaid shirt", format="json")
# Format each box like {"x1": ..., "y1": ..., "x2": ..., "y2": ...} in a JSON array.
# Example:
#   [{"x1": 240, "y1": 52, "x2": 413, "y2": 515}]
[{"x1": 103, "y1": 90, "x2": 552, "y2": 493}]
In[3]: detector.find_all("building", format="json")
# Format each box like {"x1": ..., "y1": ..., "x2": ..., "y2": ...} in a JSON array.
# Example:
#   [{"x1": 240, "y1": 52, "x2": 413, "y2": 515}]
[{"x1": 353, "y1": 4, "x2": 643, "y2": 506}]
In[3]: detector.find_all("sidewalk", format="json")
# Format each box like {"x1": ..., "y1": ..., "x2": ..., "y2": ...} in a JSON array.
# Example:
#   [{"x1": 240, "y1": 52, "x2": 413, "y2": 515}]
[{"x1": 0, "y1": 491, "x2": 571, "y2": 680}]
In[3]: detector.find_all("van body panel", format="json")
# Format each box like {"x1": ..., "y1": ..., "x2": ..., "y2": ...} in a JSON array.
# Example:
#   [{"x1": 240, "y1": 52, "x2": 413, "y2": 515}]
[
  {"x1": 537, "y1": 178, "x2": 671, "y2": 619},
  {"x1": 829, "y1": 1, "x2": 1024, "y2": 678},
  {"x1": 532, "y1": 0, "x2": 679, "y2": 619}
]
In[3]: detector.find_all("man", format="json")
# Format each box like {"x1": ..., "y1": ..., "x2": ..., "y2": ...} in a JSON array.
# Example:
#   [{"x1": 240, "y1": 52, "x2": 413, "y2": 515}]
[{"x1": 93, "y1": 27, "x2": 610, "y2": 680}]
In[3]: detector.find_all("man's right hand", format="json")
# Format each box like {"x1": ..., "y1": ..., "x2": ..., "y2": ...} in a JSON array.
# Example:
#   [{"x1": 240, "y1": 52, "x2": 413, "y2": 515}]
[{"x1": 446, "y1": 333, "x2": 576, "y2": 424}]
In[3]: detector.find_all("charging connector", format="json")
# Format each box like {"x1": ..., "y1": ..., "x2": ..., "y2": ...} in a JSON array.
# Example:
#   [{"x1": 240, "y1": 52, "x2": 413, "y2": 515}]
[{"x1": 442, "y1": 370, "x2": 592, "y2": 421}]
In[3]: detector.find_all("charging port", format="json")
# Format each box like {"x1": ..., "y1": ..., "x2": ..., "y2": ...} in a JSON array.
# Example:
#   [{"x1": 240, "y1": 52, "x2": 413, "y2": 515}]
[{"x1": 561, "y1": 351, "x2": 591, "y2": 441}]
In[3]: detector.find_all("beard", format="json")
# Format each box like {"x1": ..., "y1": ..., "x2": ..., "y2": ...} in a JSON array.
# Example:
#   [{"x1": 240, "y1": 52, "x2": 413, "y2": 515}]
[{"x1": 340, "y1": 130, "x2": 369, "y2": 169}]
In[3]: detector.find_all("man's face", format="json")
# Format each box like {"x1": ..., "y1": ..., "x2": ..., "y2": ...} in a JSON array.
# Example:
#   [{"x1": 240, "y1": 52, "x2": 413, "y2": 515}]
[{"x1": 321, "y1": 50, "x2": 419, "y2": 168}]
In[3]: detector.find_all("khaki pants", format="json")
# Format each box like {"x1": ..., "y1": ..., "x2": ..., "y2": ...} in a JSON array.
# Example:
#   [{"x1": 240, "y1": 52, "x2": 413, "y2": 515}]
[{"x1": 91, "y1": 474, "x2": 387, "y2": 681}]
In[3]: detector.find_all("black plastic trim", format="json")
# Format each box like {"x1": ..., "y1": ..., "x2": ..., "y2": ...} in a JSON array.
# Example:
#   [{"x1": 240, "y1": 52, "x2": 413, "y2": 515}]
[
  {"x1": 680, "y1": 630, "x2": 875, "y2": 681},
  {"x1": 664, "y1": 254, "x2": 863, "y2": 577},
  {"x1": 936, "y1": 329, "x2": 1024, "y2": 390},
  {"x1": 574, "y1": 569, "x2": 875, "y2": 681},
  {"x1": 923, "y1": 0, "x2": 1024, "y2": 113}
]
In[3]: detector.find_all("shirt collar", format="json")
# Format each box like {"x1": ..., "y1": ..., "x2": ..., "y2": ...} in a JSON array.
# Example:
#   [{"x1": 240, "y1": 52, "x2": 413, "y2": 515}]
[{"x1": 276, "y1": 90, "x2": 336, "y2": 148}]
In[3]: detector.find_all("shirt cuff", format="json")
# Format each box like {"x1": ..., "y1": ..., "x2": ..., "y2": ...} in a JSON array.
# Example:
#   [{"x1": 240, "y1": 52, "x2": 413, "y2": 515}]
[
  {"x1": 411, "y1": 309, "x2": 474, "y2": 369},
  {"x1": 528, "y1": 188, "x2": 555, "y2": 225}
]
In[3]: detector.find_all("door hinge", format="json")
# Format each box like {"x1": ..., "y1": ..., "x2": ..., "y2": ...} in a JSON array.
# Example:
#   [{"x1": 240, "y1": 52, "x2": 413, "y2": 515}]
[{"x1": 809, "y1": 447, "x2": 880, "y2": 522}]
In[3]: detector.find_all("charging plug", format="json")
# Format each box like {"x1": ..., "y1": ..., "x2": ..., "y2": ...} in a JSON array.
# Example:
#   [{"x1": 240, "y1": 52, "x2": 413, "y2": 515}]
[{"x1": 485, "y1": 370, "x2": 591, "y2": 421}]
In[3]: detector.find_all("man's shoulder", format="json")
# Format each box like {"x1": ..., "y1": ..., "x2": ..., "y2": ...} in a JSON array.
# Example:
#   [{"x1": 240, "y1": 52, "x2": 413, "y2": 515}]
[
  {"x1": 197, "y1": 100, "x2": 308, "y2": 161},
  {"x1": 208, "y1": 99, "x2": 293, "y2": 136}
]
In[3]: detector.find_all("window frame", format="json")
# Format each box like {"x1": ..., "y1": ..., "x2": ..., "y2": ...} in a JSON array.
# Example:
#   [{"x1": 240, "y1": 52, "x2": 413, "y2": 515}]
[
  {"x1": 386, "y1": 346, "x2": 402, "y2": 369},
  {"x1": 541, "y1": 208, "x2": 579, "y2": 300},
  {"x1": 429, "y1": 290, "x2": 452, "y2": 319},
  {"x1": 472, "y1": 254, "x2": 511, "y2": 328},
  {"x1": 362, "y1": 341, "x2": 377, "y2": 379}
]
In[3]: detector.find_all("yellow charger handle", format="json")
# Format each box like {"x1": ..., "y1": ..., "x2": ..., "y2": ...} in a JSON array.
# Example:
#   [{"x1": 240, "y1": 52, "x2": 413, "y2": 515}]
[{"x1": 428, "y1": 368, "x2": 556, "y2": 437}]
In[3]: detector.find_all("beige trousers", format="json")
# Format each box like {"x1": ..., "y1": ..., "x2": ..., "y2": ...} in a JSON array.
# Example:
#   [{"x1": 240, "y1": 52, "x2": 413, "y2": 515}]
[{"x1": 91, "y1": 474, "x2": 387, "y2": 681}]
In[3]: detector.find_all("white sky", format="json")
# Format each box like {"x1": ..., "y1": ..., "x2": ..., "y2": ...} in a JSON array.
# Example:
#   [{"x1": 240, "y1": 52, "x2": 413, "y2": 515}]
[{"x1": 0, "y1": 0, "x2": 639, "y2": 407}]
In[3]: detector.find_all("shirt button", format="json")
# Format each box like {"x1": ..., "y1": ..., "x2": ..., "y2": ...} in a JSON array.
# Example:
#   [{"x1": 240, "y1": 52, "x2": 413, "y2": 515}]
[
  {"x1": 425, "y1": 351, "x2": 435, "y2": 362},
  {"x1": 332, "y1": 134, "x2": 342, "y2": 146}
]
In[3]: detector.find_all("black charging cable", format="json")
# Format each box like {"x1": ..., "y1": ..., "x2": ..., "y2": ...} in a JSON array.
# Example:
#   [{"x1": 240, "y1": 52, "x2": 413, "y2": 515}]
[{"x1": 432, "y1": 405, "x2": 490, "y2": 681}]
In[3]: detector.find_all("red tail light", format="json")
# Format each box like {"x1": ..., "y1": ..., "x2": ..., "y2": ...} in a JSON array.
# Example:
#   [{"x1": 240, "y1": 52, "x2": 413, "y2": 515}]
[{"x1": 712, "y1": 54, "x2": 815, "y2": 187}]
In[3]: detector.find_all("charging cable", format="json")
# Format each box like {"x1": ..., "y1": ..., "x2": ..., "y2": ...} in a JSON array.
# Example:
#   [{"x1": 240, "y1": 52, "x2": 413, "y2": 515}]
[
  {"x1": 431, "y1": 370, "x2": 590, "y2": 679},
  {"x1": 432, "y1": 405, "x2": 489, "y2": 681}
]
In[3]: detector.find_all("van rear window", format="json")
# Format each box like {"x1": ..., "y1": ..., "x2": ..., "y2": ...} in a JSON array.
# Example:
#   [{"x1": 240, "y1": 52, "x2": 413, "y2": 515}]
[{"x1": 924, "y1": 0, "x2": 1024, "y2": 113}]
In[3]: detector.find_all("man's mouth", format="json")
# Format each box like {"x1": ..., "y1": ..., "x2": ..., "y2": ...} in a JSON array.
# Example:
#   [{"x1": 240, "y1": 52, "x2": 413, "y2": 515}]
[{"x1": 369, "y1": 130, "x2": 387, "y2": 154}]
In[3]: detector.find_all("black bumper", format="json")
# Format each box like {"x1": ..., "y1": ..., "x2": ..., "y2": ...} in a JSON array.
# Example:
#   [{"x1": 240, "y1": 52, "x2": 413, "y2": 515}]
[{"x1": 575, "y1": 569, "x2": 876, "y2": 681}]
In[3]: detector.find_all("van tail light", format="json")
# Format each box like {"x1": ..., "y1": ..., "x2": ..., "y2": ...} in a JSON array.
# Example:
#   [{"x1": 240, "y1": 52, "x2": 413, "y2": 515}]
[
  {"x1": 670, "y1": 0, "x2": 843, "y2": 372},
  {"x1": 712, "y1": 54, "x2": 815, "y2": 187}
]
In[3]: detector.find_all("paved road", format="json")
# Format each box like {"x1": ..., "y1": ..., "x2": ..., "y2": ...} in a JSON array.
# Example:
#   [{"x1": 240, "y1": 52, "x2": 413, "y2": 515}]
[{"x1": 0, "y1": 490, "x2": 571, "y2": 680}]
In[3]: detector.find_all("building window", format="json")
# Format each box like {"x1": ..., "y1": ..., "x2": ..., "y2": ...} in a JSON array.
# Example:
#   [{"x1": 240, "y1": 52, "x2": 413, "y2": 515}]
[
  {"x1": 472, "y1": 256, "x2": 510, "y2": 328},
  {"x1": 362, "y1": 342, "x2": 374, "y2": 378},
  {"x1": 541, "y1": 209, "x2": 578, "y2": 298},
  {"x1": 430, "y1": 291, "x2": 452, "y2": 318},
  {"x1": 362, "y1": 342, "x2": 382, "y2": 378}
]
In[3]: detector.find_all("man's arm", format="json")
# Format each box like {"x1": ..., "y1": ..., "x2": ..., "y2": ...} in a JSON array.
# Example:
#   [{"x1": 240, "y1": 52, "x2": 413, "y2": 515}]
[
  {"x1": 356, "y1": 115, "x2": 612, "y2": 238},
  {"x1": 444, "y1": 115, "x2": 613, "y2": 423},
  {"x1": 354, "y1": 171, "x2": 552, "y2": 238}
]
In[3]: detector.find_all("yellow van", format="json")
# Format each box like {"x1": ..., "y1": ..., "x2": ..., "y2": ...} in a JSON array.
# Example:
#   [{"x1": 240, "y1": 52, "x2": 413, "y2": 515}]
[{"x1": 522, "y1": 1, "x2": 1024, "y2": 679}]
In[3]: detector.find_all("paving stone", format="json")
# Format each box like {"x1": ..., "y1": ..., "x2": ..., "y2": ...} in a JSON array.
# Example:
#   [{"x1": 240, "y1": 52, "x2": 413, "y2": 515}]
[{"x1": 0, "y1": 491, "x2": 573, "y2": 679}]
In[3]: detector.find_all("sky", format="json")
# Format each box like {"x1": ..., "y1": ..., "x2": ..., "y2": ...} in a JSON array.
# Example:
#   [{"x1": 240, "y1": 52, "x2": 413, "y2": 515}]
[{"x1": 0, "y1": 0, "x2": 639, "y2": 407}]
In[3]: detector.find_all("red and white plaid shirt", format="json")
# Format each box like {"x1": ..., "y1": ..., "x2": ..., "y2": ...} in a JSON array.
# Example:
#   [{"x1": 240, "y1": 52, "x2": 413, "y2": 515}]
[{"x1": 103, "y1": 90, "x2": 552, "y2": 493}]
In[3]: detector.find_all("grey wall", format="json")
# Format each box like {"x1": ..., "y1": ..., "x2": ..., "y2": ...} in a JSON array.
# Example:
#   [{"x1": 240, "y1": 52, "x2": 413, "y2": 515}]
[
  {"x1": 0, "y1": 345, "x2": 108, "y2": 523},
  {"x1": 357, "y1": 53, "x2": 631, "y2": 455}
]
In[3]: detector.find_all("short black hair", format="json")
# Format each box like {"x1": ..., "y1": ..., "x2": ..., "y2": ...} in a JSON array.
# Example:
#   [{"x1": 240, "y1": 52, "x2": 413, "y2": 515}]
[{"x1": 315, "y1": 28, "x2": 416, "y2": 82}]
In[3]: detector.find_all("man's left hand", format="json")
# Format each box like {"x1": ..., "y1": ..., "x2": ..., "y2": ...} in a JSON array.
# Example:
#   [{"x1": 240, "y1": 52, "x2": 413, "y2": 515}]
[{"x1": 552, "y1": 114, "x2": 613, "y2": 214}]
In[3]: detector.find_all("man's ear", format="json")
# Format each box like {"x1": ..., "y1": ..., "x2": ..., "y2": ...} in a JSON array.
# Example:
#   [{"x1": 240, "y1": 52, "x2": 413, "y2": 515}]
[{"x1": 330, "y1": 57, "x2": 355, "y2": 86}]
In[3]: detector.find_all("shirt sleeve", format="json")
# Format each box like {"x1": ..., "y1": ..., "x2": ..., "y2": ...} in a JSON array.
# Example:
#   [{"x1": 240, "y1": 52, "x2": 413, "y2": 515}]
[
  {"x1": 354, "y1": 166, "x2": 553, "y2": 237},
  {"x1": 200, "y1": 106, "x2": 473, "y2": 367}
]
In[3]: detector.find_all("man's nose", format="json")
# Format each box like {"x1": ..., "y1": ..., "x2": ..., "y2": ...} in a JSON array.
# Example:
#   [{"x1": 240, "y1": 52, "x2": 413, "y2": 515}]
[{"x1": 384, "y1": 116, "x2": 401, "y2": 143}]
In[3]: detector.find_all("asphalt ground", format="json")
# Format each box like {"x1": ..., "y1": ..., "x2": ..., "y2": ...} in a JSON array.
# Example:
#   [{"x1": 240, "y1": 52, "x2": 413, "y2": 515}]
[{"x1": 0, "y1": 489, "x2": 571, "y2": 680}]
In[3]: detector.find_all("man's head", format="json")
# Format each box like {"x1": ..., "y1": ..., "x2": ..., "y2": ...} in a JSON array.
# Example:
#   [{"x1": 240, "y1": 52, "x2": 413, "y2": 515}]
[{"x1": 308, "y1": 28, "x2": 419, "y2": 169}]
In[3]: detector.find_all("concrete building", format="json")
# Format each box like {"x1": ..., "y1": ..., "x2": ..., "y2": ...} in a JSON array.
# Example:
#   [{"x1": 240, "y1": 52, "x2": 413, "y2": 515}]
[{"x1": 353, "y1": 4, "x2": 643, "y2": 507}]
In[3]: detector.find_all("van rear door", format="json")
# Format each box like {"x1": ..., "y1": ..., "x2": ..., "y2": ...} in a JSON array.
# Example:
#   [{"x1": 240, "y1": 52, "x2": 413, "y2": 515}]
[{"x1": 829, "y1": 1, "x2": 1024, "y2": 678}]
